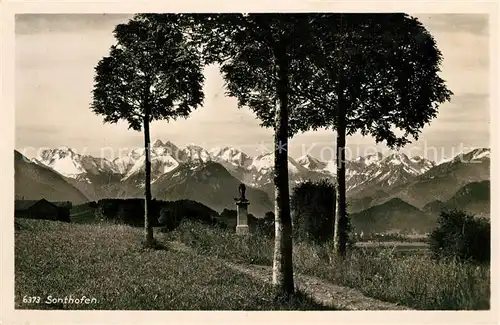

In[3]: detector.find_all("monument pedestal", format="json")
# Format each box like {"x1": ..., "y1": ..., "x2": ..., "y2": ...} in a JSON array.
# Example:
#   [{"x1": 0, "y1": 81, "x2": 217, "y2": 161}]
[
  {"x1": 236, "y1": 224, "x2": 249, "y2": 235},
  {"x1": 235, "y1": 199, "x2": 250, "y2": 235}
]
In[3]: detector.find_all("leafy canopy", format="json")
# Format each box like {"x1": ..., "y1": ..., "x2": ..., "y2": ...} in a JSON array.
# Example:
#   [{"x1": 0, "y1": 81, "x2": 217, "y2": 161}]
[
  {"x1": 293, "y1": 14, "x2": 453, "y2": 148},
  {"x1": 184, "y1": 13, "x2": 327, "y2": 138},
  {"x1": 91, "y1": 14, "x2": 205, "y2": 131}
]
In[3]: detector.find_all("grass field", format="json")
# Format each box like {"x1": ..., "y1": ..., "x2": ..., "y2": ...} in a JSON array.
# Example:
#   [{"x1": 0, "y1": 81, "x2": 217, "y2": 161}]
[
  {"x1": 14, "y1": 219, "x2": 333, "y2": 310},
  {"x1": 15, "y1": 217, "x2": 490, "y2": 310},
  {"x1": 165, "y1": 221, "x2": 490, "y2": 310}
]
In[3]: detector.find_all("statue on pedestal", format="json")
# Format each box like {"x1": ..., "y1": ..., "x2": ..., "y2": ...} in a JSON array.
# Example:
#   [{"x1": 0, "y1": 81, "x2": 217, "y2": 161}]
[
  {"x1": 235, "y1": 183, "x2": 248, "y2": 203},
  {"x1": 235, "y1": 183, "x2": 249, "y2": 235},
  {"x1": 238, "y1": 183, "x2": 246, "y2": 200}
]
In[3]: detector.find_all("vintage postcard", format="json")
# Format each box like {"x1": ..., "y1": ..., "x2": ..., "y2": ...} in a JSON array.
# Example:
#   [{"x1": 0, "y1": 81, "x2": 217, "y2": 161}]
[{"x1": 0, "y1": 1, "x2": 498, "y2": 324}]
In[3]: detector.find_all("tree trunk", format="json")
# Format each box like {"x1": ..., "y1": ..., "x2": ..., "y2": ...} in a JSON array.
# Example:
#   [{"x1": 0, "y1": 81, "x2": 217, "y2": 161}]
[
  {"x1": 143, "y1": 105, "x2": 154, "y2": 247},
  {"x1": 333, "y1": 84, "x2": 347, "y2": 260},
  {"x1": 272, "y1": 47, "x2": 294, "y2": 297}
]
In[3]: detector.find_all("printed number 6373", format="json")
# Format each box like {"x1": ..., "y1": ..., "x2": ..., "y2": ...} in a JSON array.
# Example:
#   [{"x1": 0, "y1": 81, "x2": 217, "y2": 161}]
[{"x1": 22, "y1": 296, "x2": 41, "y2": 304}]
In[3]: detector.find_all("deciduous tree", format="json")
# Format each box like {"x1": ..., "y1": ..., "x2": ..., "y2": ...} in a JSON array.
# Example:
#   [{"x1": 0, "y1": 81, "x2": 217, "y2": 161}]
[
  {"x1": 185, "y1": 13, "x2": 323, "y2": 296},
  {"x1": 293, "y1": 14, "x2": 453, "y2": 259},
  {"x1": 91, "y1": 14, "x2": 205, "y2": 247}
]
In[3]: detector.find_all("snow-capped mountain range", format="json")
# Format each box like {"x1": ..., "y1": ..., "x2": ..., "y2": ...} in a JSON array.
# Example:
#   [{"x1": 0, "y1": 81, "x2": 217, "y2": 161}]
[
  {"x1": 29, "y1": 140, "x2": 490, "y2": 199},
  {"x1": 34, "y1": 147, "x2": 120, "y2": 183}
]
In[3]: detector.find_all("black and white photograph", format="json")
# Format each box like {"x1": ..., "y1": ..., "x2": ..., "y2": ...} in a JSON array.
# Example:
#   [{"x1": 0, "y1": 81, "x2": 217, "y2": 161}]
[{"x1": 1, "y1": 3, "x2": 498, "y2": 323}]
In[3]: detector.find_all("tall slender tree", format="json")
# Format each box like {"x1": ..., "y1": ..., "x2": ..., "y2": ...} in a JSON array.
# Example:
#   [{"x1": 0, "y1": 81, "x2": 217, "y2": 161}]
[
  {"x1": 91, "y1": 14, "x2": 205, "y2": 247},
  {"x1": 292, "y1": 14, "x2": 453, "y2": 259},
  {"x1": 182, "y1": 13, "x2": 323, "y2": 296}
]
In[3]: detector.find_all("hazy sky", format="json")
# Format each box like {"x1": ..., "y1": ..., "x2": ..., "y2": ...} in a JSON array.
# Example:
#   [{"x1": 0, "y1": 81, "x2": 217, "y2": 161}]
[{"x1": 15, "y1": 14, "x2": 490, "y2": 162}]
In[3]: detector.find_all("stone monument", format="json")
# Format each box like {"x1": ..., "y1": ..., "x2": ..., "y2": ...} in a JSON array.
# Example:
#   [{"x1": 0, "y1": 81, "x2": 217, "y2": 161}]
[{"x1": 234, "y1": 183, "x2": 250, "y2": 235}]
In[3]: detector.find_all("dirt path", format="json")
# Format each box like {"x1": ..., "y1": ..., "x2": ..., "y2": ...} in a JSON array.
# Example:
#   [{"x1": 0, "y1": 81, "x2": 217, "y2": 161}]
[{"x1": 167, "y1": 241, "x2": 412, "y2": 311}]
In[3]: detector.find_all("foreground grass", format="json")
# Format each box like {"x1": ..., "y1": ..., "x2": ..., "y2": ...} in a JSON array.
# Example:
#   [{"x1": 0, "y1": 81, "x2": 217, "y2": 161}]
[
  {"x1": 165, "y1": 221, "x2": 490, "y2": 310},
  {"x1": 15, "y1": 219, "x2": 332, "y2": 310}
]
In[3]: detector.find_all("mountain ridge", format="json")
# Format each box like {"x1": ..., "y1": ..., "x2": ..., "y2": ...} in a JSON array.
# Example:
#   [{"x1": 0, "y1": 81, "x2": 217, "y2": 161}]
[
  {"x1": 17, "y1": 143, "x2": 490, "y2": 220},
  {"x1": 28, "y1": 139, "x2": 458, "y2": 196},
  {"x1": 14, "y1": 150, "x2": 89, "y2": 204},
  {"x1": 350, "y1": 197, "x2": 437, "y2": 235}
]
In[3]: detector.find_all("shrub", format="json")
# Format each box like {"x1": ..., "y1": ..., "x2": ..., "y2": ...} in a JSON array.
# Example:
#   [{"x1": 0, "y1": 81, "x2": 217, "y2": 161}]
[
  {"x1": 157, "y1": 200, "x2": 219, "y2": 231},
  {"x1": 158, "y1": 206, "x2": 177, "y2": 231},
  {"x1": 254, "y1": 211, "x2": 275, "y2": 238},
  {"x1": 94, "y1": 199, "x2": 219, "y2": 229},
  {"x1": 168, "y1": 199, "x2": 218, "y2": 225},
  {"x1": 429, "y1": 210, "x2": 490, "y2": 264},
  {"x1": 291, "y1": 179, "x2": 335, "y2": 244},
  {"x1": 292, "y1": 179, "x2": 352, "y2": 245},
  {"x1": 116, "y1": 199, "x2": 147, "y2": 226},
  {"x1": 57, "y1": 206, "x2": 71, "y2": 223},
  {"x1": 94, "y1": 199, "x2": 119, "y2": 222}
]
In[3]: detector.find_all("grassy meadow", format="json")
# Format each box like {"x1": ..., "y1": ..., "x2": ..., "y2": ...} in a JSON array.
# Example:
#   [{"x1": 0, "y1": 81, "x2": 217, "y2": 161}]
[
  {"x1": 165, "y1": 221, "x2": 490, "y2": 310},
  {"x1": 14, "y1": 219, "x2": 332, "y2": 310},
  {"x1": 15, "y1": 217, "x2": 490, "y2": 310}
]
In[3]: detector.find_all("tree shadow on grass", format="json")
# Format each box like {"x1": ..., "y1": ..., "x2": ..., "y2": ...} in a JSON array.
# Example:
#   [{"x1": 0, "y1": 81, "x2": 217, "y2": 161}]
[
  {"x1": 272, "y1": 289, "x2": 338, "y2": 310},
  {"x1": 139, "y1": 239, "x2": 169, "y2": 251}
]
